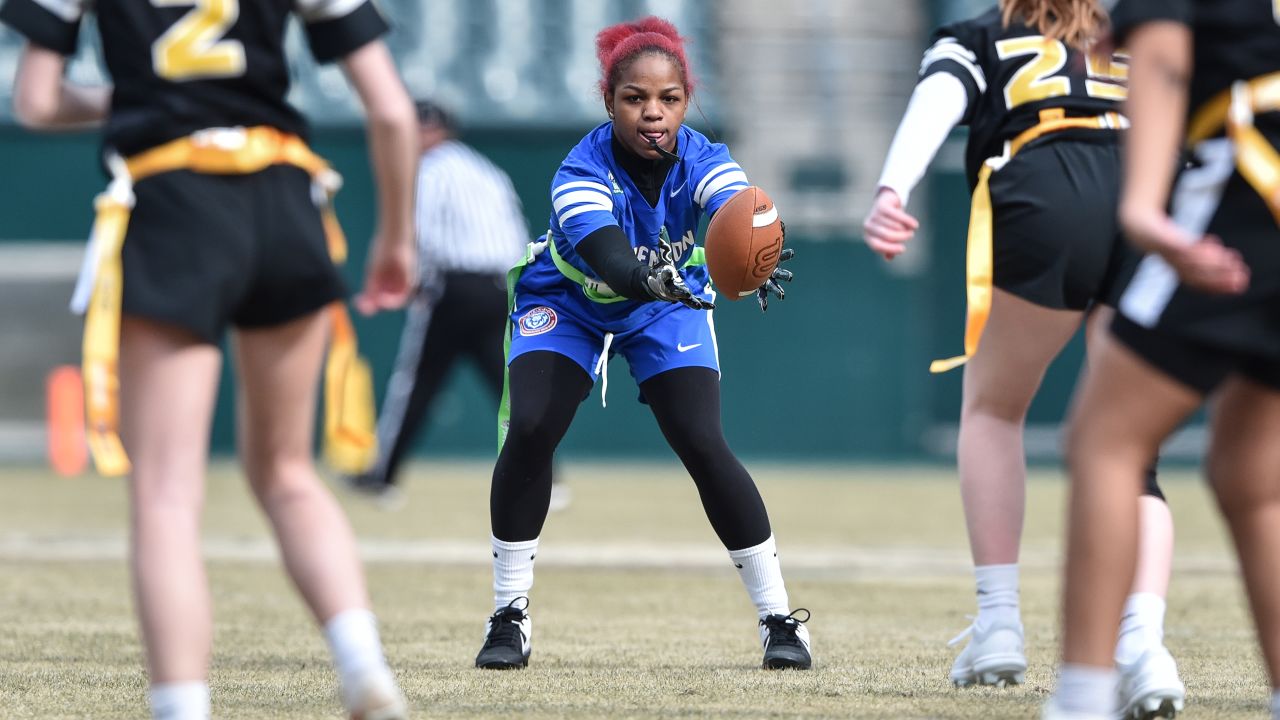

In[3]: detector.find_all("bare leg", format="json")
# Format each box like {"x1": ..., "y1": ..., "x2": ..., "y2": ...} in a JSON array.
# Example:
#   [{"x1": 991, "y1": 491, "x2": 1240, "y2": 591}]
[
  {"x1": 233, "y1": 311, "x2": 367, "y2": 623},
  {"x1": 959, "y1": 289, "x2": 1082, "y2": 566},
  {"x1": 1062, "y1": 339, "x2": 1200, "y2": 669},
  {"x1": 119, "y1": 317, "x2": 222, "y2": 685},
  {"x1": 1206, "y1": 378, "x2": 1280, "y2": 687}
]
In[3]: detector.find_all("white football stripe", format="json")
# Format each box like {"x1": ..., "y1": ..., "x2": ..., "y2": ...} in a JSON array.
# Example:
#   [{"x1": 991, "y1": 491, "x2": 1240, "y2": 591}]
[{"x1": 752, "y1": 205, "x2": 779, "y2": 228}]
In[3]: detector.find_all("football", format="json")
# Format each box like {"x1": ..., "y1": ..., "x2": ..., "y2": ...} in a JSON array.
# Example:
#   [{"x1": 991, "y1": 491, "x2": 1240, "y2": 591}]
[{"x1": 703, "y1": 186, "x2": 784, "y2": 300}]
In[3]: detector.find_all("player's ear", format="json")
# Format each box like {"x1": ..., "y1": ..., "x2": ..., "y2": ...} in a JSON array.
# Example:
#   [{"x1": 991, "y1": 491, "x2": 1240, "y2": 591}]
[{"x1": 603, "y1": 90, "x2": 615, "y2": 119}]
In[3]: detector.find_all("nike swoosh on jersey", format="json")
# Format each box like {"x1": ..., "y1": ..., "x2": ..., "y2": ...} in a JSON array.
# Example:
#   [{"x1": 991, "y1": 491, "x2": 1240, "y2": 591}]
[
  {"x1": 670, "y1": 180, "x2": 687, "y2": 198},
  {"x1": 677, "y1": 342, "x2": 702, "y2": 352}
]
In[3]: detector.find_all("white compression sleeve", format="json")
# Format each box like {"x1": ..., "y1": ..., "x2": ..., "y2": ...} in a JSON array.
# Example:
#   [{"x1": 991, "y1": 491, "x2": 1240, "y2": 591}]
[{"x1": 876, "y1": 73, "x2": 969, "y2": 206}]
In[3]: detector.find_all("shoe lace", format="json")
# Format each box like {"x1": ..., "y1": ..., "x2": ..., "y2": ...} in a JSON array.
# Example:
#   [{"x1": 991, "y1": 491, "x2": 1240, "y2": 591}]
[
  {"x1": 482, "y1": 597, "x2": 528, "y2": 649},
  {"x1": 761, "y1": 608, "x2": 810, "y2": 648},
  {"x1": 948, "y1": 615, "x2": 977, "y2": 647}
]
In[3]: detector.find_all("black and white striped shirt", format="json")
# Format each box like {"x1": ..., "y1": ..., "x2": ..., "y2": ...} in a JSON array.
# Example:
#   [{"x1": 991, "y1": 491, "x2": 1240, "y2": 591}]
[{"x1": 415, "y1": 140, "x2": 529, "y2": 277}]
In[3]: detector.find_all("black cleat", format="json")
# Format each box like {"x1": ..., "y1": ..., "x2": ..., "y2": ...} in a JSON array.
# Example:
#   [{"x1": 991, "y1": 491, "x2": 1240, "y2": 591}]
[
  {"x1": 760, "y1": 609, "x2": 812, "y2": 670},
  {"x1": 475, "y1": 597, "x2": 531, "y2": 669}
]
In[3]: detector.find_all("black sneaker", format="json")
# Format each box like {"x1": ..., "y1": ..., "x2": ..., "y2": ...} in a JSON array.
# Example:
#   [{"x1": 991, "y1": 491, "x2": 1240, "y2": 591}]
[
  {"x1": 760, "y1": 609, "x2": 812, "y2": 670},
  {"x1": 475, "y1": 597, "x2": 531, "y2": 669}
]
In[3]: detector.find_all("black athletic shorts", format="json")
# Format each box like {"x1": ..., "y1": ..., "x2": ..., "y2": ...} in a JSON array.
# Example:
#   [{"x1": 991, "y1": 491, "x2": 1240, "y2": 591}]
[
  {"x1": 1111, "y1": 139, "x2": 1280, "y2": 396},
  {"x1": 987, "y1": 138, "x2": 1135, "y2": 311},
  {"x1": 120, "y1": 165, "x2": 346, "y2": 344}
]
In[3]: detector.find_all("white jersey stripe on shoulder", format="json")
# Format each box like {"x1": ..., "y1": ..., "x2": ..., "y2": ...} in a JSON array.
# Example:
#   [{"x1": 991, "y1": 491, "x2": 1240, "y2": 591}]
[
  {"x1": 924, "y1": 37, "x2": 977, "y2": 61},
  {"x1": 30, "y1": 0, "x2": 85, "y2": 22},
  {"x1": 553, "y1": 180, "x2": 611, "y2": 199},
  {"x1": 1120, "y1": 138, "x2": 1235, "y2": 326},
  {"x1": 694, "y1": 162, "x2": 742, "y2": 206},
  {"x1": 553, "y1": 190, "x2": 613, "y2": 216},
  {"x1": 294, "y1": 0, "x2": 367, "y2": 23},
  {"x1": 920, "y1": 46, "x2": 987, "y2": 93},
  {"x1": 558, "y1": 203, "x2": 613, "y2": 224},
  {"x1": 698, "y1": 171, "x2": 749, "y2": 208}
]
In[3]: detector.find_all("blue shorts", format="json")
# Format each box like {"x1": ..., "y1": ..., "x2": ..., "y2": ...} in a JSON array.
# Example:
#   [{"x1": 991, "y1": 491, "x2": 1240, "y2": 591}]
[{"x1": 508, "y1": 282, "x2": 720, "y2": 387}]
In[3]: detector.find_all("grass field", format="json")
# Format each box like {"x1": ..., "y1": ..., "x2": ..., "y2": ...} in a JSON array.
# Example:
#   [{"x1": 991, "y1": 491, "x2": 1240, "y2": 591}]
[{"x1": 0, "y1": 461, "x2": 1267, "y2": 719}]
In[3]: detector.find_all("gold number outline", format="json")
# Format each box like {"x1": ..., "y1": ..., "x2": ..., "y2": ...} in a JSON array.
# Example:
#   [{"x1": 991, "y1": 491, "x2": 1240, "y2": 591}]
[
  {"x1": 996, "y1": 36, "x2": 1071, "y2": 110},
  {"x1": 1084, "y1": 52, "x2": 1129, "y2": 101},
  {"x1": 151, "y1": 0, "x2": 246, "y2": 82}
]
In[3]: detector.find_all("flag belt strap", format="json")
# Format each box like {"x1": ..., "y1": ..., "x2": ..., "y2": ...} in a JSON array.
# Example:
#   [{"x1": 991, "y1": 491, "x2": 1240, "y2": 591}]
[{"x1": 1187, "y1": 75, "x2": 1280, "y2": 229}]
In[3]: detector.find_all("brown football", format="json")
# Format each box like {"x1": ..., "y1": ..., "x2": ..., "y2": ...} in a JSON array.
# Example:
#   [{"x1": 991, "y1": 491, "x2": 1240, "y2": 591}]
[{"x1": 703, "y1": 186, "x2": 784, "y2": 300}]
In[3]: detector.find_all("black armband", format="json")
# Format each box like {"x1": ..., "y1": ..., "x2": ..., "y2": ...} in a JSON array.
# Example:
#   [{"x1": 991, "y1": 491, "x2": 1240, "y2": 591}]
[{"x1": 575, "y1": 225, "x2": 654, "y2": 301}]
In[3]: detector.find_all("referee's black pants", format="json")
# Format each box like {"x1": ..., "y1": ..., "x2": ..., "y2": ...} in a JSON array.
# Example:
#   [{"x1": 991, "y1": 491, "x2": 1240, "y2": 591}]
[{"x1": 370, "y1": 271, "x2": 508, "y2": 485}]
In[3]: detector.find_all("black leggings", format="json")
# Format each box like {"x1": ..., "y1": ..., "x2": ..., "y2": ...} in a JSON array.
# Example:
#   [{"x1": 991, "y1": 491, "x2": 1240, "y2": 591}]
[{"x1": 491, "y1": 351, "x2": 772, "y2": 550}]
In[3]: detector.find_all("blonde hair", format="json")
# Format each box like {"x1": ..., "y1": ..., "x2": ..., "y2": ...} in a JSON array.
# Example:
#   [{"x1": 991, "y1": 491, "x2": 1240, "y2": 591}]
[{"x1": 1000, "y1": 0, "x2": 1108, "y2": 49}]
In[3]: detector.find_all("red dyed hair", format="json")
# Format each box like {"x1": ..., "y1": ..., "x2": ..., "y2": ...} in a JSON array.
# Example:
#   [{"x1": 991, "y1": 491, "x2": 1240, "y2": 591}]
[{"x1": 595, "y1": 16, "x2": 694, "y2": 96}]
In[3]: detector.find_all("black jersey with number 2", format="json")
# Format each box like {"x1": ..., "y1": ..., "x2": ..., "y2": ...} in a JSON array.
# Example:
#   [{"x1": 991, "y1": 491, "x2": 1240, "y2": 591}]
[
  {"x1": 919, "y1": 6, "x2": 1127, "y2": 188},
  {"x1": 0, "y1": 0, "x2": 388, "y2": 156}
]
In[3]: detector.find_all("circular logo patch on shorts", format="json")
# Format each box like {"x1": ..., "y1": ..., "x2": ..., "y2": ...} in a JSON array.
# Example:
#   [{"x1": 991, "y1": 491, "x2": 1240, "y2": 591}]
[{"x1": 518, "y1": 306, "x2": 558, "y2": 336}]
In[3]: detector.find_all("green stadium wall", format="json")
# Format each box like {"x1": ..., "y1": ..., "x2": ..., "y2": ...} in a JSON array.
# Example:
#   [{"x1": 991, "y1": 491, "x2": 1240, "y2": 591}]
[{"x1": 0, "y1": 126, "x2": 1090, "y2": 461}]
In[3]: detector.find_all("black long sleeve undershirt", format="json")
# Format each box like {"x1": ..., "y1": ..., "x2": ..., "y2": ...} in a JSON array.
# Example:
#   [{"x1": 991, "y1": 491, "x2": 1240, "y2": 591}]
[{"x1": 575, "y1": 225, "x2": 653, "y2": 300}]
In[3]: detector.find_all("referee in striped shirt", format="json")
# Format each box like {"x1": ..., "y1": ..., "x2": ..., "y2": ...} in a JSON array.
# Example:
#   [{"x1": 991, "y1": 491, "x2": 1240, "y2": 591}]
[{"x1": 347, "y1": 101, "x2": 566, "y2": 508}]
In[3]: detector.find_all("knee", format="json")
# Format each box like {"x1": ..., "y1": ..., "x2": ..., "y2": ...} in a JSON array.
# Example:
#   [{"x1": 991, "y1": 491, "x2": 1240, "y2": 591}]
[
  {"x1": 503, "y1": 407, "x2": 560, "y2": 454},
  {"x1": 962, "y1": 385, "x2": 1032, "y2": 425},
  {"x1": 243, "y1": 454, "x2": 317, "y2": 505},
  {"x1": 1207, "y1": 451, "x2": 1280, "y2": 519}
]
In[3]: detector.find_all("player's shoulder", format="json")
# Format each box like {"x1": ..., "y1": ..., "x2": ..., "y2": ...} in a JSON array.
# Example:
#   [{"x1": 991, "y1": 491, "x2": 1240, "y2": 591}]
[
  {"x1": 680, "y1": 125, "x2": 734, "y2": 167},
  {"x1": 556, "y1": 124, "x2": 614, "y2": 180}
]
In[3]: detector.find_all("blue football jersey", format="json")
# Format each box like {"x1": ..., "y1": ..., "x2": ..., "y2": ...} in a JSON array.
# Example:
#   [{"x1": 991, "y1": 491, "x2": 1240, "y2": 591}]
[{"x1": 523, "y1": 122, "x2": 749, "y2": 321}]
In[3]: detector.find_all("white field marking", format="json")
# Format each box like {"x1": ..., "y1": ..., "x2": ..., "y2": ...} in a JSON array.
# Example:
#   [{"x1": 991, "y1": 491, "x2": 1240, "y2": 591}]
[{"x1": 0, "y1": 533, "x2": 1238, "y2": 576}]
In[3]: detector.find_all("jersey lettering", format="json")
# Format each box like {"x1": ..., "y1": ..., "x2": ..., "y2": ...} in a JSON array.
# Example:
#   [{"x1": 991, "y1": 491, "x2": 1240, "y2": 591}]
[{"x1": 151, "y1": 0, "x2": 246, "y2": 82}]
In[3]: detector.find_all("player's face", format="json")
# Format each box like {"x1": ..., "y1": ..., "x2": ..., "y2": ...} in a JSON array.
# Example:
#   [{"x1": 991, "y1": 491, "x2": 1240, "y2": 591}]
[{"x1": 605, "y1": 53, "x2": 689, "y2": 160}]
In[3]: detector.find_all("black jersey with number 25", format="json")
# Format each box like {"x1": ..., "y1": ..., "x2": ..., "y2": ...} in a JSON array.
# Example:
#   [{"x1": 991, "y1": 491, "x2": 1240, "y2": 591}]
[
  {"x1": 918, "y1": 6, "x2": 1127, "y2": 188},
  {"x1": 0, "y1": 0, "x2": 388, "y2": 156}
]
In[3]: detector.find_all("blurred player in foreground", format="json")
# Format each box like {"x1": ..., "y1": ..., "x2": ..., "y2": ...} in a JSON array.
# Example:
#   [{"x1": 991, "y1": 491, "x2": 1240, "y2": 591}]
[
  {"x1": 346, "y1": 100, "x2": 568, "y2": 511},
  {"x1": 863, "y1": 0, "x2": 1183, "y2": 710},
  {"x1": 1046, "y1": 1, "x2": 1280, "y2": 718},
  {"x1": 473, "y1": 16, "x2": 805, "y2": 672},
  {"x1": 1, "y1": 0, "x2": 417, "y2": 717}
]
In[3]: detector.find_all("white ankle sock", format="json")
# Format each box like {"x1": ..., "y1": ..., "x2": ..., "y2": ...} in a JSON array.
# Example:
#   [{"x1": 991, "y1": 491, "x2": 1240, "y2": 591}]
[
  {"x1": 148, "y1": 681, "x2": 210, "y2": 720},
  {"x1": 492, "y1": 535, "x2": 539, "y2": 611},
  {"x1": 1115, "y1": 592, "x2": 1167, "y2": 665},
  {"x1": 974, "y1": 563, "x2": 1020, "y2": 630},
  {"x1": 1271, "y1": 688, "x2": 1280, "y2": 719},
  {"x1": 728, "y1": 535, "x2": 790, "y2": 618},
  {"x1": 323, "y1": 608, "x2": 390, "y2": 697},
  {"x1": 1055, "y1": 664, "x2": 1119, "y2": 715}
]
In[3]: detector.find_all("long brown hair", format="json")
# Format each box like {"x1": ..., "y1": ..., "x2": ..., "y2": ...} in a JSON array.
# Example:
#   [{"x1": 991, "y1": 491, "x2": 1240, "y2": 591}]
[{"x1": 1000, "y1": 0, "x2": 1108, "y2": 49}]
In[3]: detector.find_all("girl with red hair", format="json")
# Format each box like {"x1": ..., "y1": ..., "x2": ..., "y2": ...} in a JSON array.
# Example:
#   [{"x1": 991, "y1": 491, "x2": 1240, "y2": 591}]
[{"x1": 474, "y1": 16, "x2": 806, "y2": 672}]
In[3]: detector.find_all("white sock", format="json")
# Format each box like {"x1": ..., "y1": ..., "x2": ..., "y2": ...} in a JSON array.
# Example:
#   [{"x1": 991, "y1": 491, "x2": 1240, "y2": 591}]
[
  {"x1": 1054, "y1": 664, "x2": 1119, "y2": 716},
  {"x1": 1115, "y1": 592, "x2": 1167, "y2": 665},
  {"x1": 148, "y1": 681, "x2": 210, "y2": 720},
  {"x1": 728, "y1": 534, "x2": 790, "y2": 618},
  {"x1": 1270, "y1": 688, "x2": 1280, "y2": 719},
  {"x1": 974, "y1": 563, "x2": 1020, "y2": 630},
  {"x1": 492, "y1": 535, "x2": 539, "y2": 611},
  {"x1": 323, "y1": 608, "x2": 390, "y2": 697}
]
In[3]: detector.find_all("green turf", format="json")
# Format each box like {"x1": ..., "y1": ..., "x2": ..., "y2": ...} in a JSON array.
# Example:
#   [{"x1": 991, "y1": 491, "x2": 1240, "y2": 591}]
[{"x1": 0, "y1": 462, "x2": 1265, "y2": 718}]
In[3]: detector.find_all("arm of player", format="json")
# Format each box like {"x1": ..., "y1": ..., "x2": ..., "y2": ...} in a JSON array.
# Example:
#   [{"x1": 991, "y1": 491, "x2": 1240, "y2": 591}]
[
  {"x1": 863, "y1": 73, "x2": 967, "y2": 261},
  {"x1": 12, "y1": 43, "x2": 109, "y2": 130},
  {"x1": 576, "y1": 226, "x2": 713, "y2": 310},
  {"x1": 1119, "y1": 21, "x2": 1248, "y2": 295},
  {"x1": 341, "y1": 40, "x2": 420, "y2": 315}
]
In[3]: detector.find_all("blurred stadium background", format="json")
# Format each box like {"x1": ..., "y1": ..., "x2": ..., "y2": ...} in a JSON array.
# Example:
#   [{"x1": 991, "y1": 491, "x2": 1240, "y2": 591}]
[{"x1": 0, "y1": 0, "x2": 1204, "y2": 465}]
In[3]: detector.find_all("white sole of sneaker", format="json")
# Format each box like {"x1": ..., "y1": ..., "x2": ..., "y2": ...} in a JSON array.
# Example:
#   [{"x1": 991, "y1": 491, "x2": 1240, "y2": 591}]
[{"x1": 953, "y1": 655, "x2": 1028, "y2": 688}]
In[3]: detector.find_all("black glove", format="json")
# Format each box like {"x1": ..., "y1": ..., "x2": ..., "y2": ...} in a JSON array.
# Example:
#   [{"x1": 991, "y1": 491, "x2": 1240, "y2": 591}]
[
  {"x1": 757, "y1": 224, "x2": 795, "y2": 312},
  {"x1": 643, "y1": 236, "x2": 716, "y2": 311}
]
